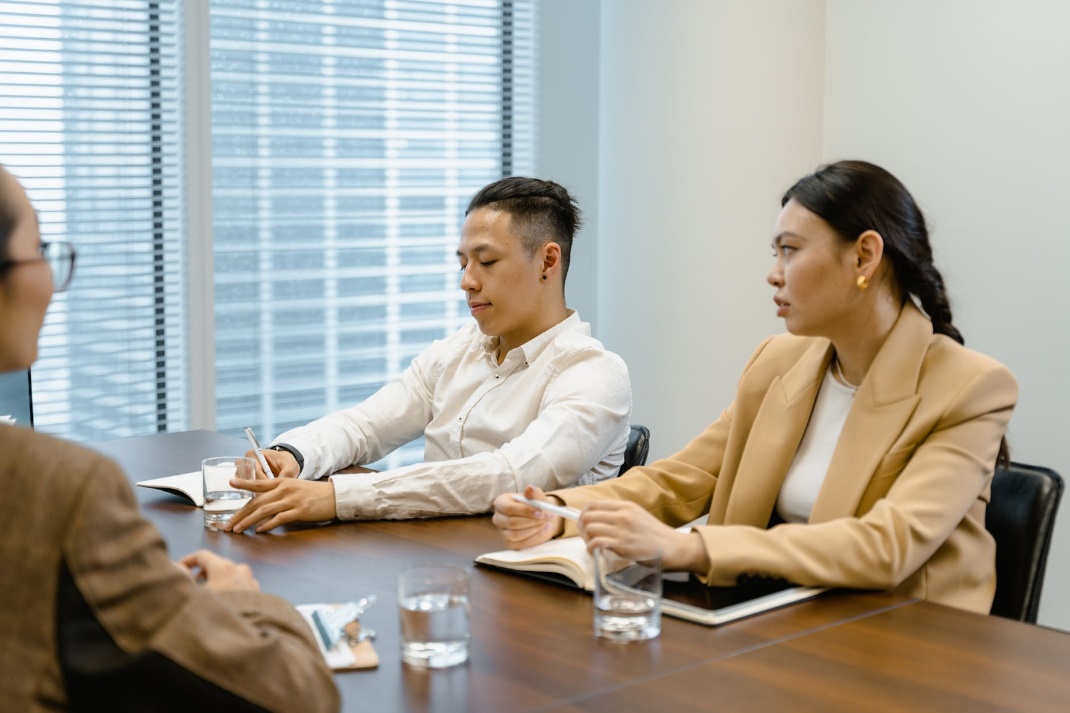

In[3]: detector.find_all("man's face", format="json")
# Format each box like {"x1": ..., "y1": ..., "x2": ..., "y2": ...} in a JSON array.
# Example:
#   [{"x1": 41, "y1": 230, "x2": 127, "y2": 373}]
[{"x1": 457, "y1": 208, "x2": 547, "y2": 351}]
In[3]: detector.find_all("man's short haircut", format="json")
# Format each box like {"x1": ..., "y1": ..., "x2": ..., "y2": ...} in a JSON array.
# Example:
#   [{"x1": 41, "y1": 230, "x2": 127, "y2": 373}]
[{"x1": 465, "y1": 177, "x2": 582, "y2": 286}]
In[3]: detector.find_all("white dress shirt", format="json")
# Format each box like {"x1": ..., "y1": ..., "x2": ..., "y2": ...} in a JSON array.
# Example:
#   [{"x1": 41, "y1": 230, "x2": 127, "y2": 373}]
[{"x1": 272, "y1": 311, "x2": 632, "y2": 520}]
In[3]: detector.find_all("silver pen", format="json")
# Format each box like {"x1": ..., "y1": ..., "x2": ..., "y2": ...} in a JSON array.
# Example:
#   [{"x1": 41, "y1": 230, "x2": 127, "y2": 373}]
[
  {"x1": 243, "y1": 427, "x2": 276, "y2": 479},
  {"x1": 512, "y1": 494, "x2": 580, "y2": 521}
]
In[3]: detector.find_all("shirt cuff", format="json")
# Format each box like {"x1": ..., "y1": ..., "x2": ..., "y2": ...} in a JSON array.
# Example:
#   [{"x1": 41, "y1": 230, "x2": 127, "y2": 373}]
[{"x1": 329, "y1": 472, "x2": 378, "y2": 520}]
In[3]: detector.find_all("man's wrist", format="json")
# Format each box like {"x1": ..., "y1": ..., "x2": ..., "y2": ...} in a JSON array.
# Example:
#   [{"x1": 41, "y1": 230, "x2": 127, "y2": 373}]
[{"x1": 270, "y1": 443, "x2": 304, "y2": 474}]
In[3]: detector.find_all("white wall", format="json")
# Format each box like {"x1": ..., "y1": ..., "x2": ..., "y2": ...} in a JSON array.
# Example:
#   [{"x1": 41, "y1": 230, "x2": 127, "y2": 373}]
[
  {"x1": 537, "y1": 0, "x2": 1070, "y2": 631},
  {"x1": 824, "y1": 0, "x2": 1070, "y2": 632},
  {"x1": 535, "y1": 0, "x2": 602, "y2": 328},
  {"x1": 596, "y1": 0, "x2": 826, "y2": 455}
]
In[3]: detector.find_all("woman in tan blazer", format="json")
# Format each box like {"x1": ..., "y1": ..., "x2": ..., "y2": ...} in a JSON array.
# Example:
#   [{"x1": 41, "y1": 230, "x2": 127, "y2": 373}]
[
  {"x1": 493, "y1": 160, "x2": 1017, "y2": 614},
  {"x1": 0, "y1": 166, "x2": 339, "y2": 711}
]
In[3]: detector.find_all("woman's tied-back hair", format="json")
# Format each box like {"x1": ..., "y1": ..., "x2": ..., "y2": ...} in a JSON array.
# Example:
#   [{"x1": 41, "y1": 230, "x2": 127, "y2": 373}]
[
  {"x1": 782, "y1": 160, "x2": 962, "y2": 345},
  {"x1": 465, "y1": 177, "x2": 582, "y2": 286},
  {"x1": 782, "y1": 159, "x2": 1009, "y2": 467}
]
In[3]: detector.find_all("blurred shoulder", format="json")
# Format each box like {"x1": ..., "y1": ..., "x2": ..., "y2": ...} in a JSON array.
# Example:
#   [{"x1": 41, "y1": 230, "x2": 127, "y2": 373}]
[{"x1": 0, "y1": 426, "x2": 125, "y2": 491}]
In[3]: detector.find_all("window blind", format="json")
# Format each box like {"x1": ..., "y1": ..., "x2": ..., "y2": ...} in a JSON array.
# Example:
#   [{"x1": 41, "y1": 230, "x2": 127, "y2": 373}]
[
  {"x1": 210, "y1": 0, "x2": 534, "y2": 467},
  {"x1": 0, "y1": 0, "x2": 187, "y2": 441}
]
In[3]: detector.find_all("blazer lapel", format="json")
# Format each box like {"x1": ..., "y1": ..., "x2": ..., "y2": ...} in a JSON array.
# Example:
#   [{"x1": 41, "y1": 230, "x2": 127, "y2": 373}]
[
  {"x1": 809, "y1": 303, "x2": 930, "y2": 522},
  {"x1": 721, "y1": 340, "x2": 832, "y2": 526}
]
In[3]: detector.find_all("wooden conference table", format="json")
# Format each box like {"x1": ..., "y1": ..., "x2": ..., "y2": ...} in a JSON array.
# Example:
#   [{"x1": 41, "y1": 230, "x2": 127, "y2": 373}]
[{"x1": 93, "y1": 430, "x2": 1070, "y2": 713}]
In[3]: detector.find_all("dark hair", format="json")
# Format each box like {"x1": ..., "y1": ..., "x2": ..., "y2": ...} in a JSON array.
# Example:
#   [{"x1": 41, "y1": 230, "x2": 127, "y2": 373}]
[
  {"x1": 782, "y1": 160, "x2": 1009, "y2": 467},
  {"x1": 465, "y1": 176, "x2": 581, "y2": 287}
]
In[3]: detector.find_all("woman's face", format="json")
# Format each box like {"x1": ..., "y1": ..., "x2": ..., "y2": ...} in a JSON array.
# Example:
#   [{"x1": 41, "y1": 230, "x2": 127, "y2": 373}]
[
  {"x1": 0, "y1": 173, "x2": 53, "y2": 371},
  {"x1": 766, "y1": 199, "x2": 860, "y2": 339}
]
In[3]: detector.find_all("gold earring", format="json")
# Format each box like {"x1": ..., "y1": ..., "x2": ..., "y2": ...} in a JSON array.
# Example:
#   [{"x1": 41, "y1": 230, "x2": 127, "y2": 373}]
[{"x1": 856, "y1": 275, "x2": 869, "y2": 290}]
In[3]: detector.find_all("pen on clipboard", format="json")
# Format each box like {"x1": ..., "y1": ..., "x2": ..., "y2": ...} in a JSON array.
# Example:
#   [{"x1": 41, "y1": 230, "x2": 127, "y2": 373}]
[
  {"x1": 512, "y1": 494, "x2": 580, "y2": 521},
  {"x1": 243, "y1": 427, "x2": 276, "y2": 479}
]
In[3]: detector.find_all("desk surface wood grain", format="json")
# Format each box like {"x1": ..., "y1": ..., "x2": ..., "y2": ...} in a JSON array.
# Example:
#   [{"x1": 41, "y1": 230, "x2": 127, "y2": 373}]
[{"x1": 92, "y1": 430, "x2": 1070, "y2": 713}]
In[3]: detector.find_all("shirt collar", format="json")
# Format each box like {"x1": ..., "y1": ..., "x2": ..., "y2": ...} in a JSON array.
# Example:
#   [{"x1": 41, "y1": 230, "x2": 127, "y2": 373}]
[{"x1": 477, "y1": 310, "x2": 586, "y2": 366}]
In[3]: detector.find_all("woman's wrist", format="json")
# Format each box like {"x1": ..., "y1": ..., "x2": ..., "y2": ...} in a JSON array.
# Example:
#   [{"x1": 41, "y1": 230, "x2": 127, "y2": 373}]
[
  {"x1": 546, "y1": 494, "x2": 567, "y2": 538},
  {"x1": 666, "y1": 529, "x2": 711, "y2": 574}
]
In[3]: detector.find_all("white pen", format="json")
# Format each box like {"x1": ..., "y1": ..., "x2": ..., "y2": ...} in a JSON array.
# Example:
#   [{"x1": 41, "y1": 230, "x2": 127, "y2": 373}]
[
  {"x1": 243, "y1": 427, "x2": 276, "y2": 479},
  {"x1": 512, "y1": 494, "x2": 580, "y2": 521}
]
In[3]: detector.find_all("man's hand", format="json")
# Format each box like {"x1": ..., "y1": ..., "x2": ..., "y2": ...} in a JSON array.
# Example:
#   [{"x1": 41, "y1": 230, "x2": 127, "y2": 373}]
[
  {"x1": 177, "y1": 550, "x2": 260, "y2": 592},
  {"x1": 244, "y1": 447, "x2": 300, "y2": 478},
  {"x1": 224, "y1": 477, "x2": 338, "y2": 533}
]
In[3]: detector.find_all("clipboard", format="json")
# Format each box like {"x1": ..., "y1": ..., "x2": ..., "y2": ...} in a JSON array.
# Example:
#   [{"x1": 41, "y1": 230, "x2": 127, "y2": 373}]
[{"x1": 297, "y1": 603, "x2": 379, "y2": 670}]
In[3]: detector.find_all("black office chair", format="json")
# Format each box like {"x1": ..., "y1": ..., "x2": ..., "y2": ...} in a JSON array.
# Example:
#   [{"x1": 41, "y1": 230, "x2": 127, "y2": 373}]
[
  {"x1": 985, "y1": 461, "x2": 1064, "y2": 623},
  {"x1": 618, "y1": 424, "x2": 650, "y2": 476},
  {"x1": 0, "y1": 368, "x2": 34, "y2": 429}
]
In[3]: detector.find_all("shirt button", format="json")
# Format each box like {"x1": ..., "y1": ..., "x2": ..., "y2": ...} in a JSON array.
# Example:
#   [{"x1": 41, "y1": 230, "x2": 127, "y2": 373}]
[{"x1": 494, "y1": 374, "x2": 501, "y2": 380}]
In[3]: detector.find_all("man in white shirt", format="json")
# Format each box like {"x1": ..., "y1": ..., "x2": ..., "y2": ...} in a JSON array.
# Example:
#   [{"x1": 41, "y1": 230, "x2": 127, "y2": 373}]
[{"x1": 226, "y1": 177, "x2": 632, "y2": 532}]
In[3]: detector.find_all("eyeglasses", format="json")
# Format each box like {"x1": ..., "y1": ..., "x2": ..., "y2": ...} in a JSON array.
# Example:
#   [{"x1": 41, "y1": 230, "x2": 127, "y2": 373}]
[{"x1": 0, "y1": 240, "x2": 77, "y2": 292}]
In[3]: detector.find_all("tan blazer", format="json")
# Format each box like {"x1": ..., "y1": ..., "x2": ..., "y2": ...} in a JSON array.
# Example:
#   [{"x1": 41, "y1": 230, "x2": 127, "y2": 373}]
[
  {"x1": 557, "y1": 303, "x2": 1017, "y2": 613},
  {"x1": 0, "y1": 426, "x2": 339, "y2": 712}
]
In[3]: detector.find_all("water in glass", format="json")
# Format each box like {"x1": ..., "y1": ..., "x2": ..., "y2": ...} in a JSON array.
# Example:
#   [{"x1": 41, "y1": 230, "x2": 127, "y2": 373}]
[
  {"x1": 203, "y1": 489, "x2": 252, "y2": 530},
  {"x1": 399, "y1": 592, "x2": 471, "y2": 668},
  {"x1": 202, "y1": 457, "x2": 254, "y2": 530},
  {"x1": 595, "y1": 592, "x2": 661, "y2": 642}
]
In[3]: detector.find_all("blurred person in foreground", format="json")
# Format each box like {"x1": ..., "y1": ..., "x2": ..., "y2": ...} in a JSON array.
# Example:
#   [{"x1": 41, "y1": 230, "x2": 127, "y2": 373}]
[{"x1": 0, "y1": 165, "x2": 339, "y2": 712}]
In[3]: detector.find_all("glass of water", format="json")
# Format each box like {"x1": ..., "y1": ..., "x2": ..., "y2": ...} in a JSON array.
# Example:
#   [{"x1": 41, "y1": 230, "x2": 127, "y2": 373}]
[
  {"x1": 202, "y1": 456, "x2": 256, "y2": 531},
  {"x1": 593, "y1": 547, "x2": 662, "y2": 642},
  {"x1": 398, "y1": 565, "x2": 471, "y2": 668}
]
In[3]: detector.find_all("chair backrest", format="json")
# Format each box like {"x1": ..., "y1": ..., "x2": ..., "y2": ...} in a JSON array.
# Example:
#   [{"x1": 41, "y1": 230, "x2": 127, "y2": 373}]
[
  {"x1": 618, "y1": 424, "x2": 650, "y2": 476},
  {"x1": 0, "y1": 369, "x2": 33, "y2": 429},
  {"x1": 986, "y1": 461, "x2": 1064, "y2": 623}
]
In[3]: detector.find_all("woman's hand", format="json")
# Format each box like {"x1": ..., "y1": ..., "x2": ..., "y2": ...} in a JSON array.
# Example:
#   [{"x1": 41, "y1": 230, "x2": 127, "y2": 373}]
[
  {"x1": 491, "y1": 485, "x2": 565, "y2": 550},
  {"x1": 177, "y1": 550, "x2": 260, "y2": 593},
  {"x1": 223, "y1": 478, "x2": 337, "y2": 533},
  {"x1": 579, "y1": 500, "x2": 710, "y2": 573}
]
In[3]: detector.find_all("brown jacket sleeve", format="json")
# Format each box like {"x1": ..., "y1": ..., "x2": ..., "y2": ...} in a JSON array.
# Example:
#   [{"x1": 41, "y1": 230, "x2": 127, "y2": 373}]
[
  {"x1": 62, "y1": 454, "x2": 340, "y2": 713},
  {"x1": 552, "y1": 304, "x2": 1017, "y2": 613}
]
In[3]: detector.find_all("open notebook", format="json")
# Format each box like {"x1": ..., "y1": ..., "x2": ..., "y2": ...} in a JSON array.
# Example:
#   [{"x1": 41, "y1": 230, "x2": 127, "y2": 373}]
[
  {"x1": 136, "y1": 471, "x2": 203, "y2": 506},
  {"x1": 475, "y1": 535, "x2": 827, "y2": 626}
]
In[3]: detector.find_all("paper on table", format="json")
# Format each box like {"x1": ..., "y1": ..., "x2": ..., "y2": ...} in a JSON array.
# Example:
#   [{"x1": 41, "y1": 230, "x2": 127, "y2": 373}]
[
  {"x1": 136, "y1": 471, "x2": 203, "y2": 507},
  {"x1": 296, "y1": 603, "x2": 379, "y2": 671},
  {"x1": 476, "y1": 527, "x2": 828, "y2": 627},
  {"x1": 476, "y1": 535, "x2": 594, "y2": 589}
]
